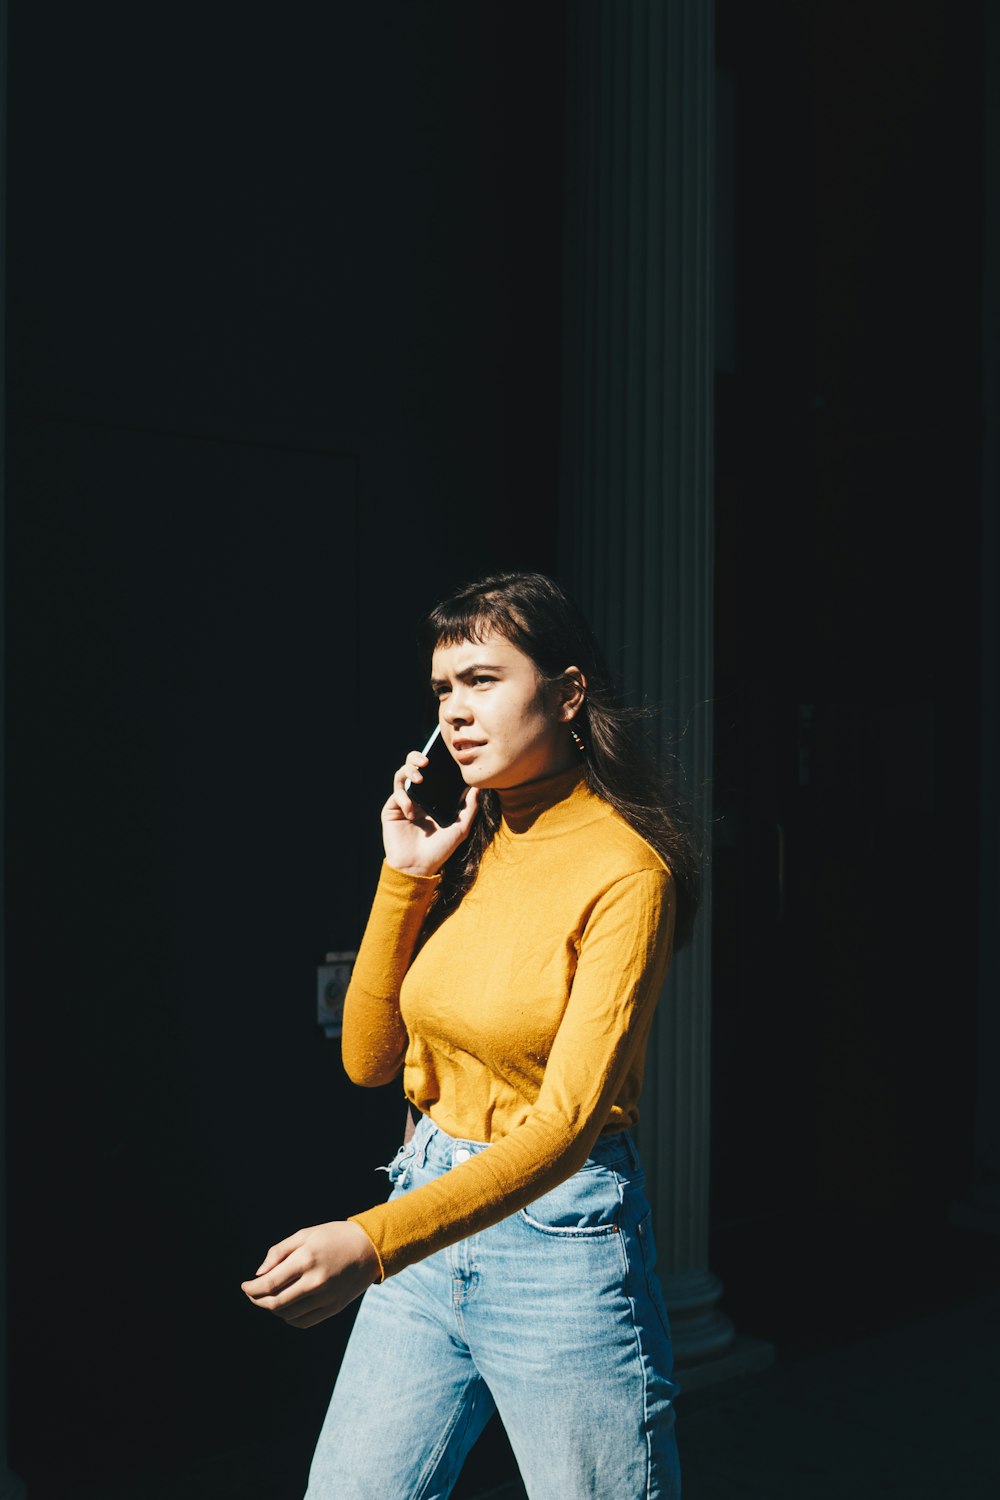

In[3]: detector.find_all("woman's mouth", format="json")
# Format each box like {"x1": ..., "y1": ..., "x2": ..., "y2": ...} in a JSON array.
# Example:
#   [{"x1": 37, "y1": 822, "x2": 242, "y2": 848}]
[{"x1": 452, "y1": 740, "x2": 485, "y2": 762}]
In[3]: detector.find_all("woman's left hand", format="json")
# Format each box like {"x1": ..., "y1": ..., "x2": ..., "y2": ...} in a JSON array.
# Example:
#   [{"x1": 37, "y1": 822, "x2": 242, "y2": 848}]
[{"x1": 241, "y1": 1220, "x2": 380, "y2": 1328}]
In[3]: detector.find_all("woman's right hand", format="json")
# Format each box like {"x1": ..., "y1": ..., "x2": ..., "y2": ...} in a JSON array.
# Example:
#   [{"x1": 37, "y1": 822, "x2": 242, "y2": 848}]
[{"x1": 381, "y1": 751, "x2": 479, "y2": 878}]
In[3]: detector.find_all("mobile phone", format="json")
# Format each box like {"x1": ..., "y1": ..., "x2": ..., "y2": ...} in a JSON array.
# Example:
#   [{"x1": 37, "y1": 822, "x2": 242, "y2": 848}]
[{"x1": 404, "y1": 725, "x2": 468, "y2": 825}]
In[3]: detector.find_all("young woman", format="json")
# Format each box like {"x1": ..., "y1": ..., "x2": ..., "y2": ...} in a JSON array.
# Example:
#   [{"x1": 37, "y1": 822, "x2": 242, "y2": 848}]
[{"x1": 243, "y1": 572, "x2": 699, "y2": 1499}]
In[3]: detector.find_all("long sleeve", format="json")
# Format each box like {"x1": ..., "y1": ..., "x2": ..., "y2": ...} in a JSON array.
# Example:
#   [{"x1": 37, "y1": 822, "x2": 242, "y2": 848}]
[
  {"x1": 340, "y1": 861, "x2": 440, "y2": 1088},
  {"x1": 350, "y1": 862, "x2": 675, "y2": 1280}
]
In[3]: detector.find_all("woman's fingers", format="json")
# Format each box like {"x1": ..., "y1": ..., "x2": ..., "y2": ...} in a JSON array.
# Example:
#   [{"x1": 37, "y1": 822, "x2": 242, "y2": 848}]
[
  {"x1": 381, "y1": 747, "x2": 479, "y2": 876},
  {"x1": 248, "y1": 1273, "x2": 333, "y2": 1316},
  {"x1": 395, "y1": 752, "x2": 428, "y2": 788},
  {"x1": 244, "y1": 1266, "x2": 311, "y2": 1310},
  {"x1": 251, "y1": 1279, "x2": 350, "y2": 1327},
  {"x1": 242, "y1": 1256, "x2": 305, "y2": 1301},
  {"x1": 282, "y1": 1303, "x2": 339, "y2": 1330},
  {"x1": 388, "y1": 752, "x2": 430, "y2": 822},
  {"x1": 251, "y1": 1228, "x2": 307, "y2": 1278},
  {"x1": 454, "y1": 785, "x2": 479, "y2": 834},
  {"x1": 242, "y1": 1221, "x2": 380, "y2": 1327}
]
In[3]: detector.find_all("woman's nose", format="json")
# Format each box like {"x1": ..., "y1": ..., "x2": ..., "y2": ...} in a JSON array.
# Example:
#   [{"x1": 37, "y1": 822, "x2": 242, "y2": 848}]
[{"x1": 442, "y1": 689, "x2": 473, "y2": 724}]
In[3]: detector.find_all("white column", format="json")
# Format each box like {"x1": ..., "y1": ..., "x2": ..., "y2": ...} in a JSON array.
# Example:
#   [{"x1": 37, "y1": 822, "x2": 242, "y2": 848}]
[
  {"x1": 0, "y1": 0, "x2": 27, "y2": 1489},
  {"x1": 979, "y1": 0, "x2": 1000, "y2": 1203},
  {"x1": 952, "y1": 0, "x2": 1000, "y2": 1238},
  {"x1": 560, "y1": 0, "x2": 770, "y2": 1384}
]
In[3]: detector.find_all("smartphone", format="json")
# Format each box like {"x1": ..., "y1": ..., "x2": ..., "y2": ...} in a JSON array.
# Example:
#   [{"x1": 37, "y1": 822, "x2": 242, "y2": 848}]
[{"x1": 404, "y1": 725, "x2": 468, "y2": 825}]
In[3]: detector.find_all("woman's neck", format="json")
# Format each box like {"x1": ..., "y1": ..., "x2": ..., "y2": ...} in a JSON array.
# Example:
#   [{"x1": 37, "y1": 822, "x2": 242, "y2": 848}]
[{"x1": 496, "y1": 763, "x2": 588, "y2": 834}]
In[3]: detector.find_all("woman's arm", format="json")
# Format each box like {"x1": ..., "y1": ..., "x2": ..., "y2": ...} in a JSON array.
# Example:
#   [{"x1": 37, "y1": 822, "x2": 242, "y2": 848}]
[
  {"x1": 242, "y1": 753, "x2": 478, "y2": 1325},
  {"x1": 340, "y1": 861, "x2": 439, "y2": 1086},
  {"x1": 350, "y1": 864, "x2": 675, "y2": 1279},
  {"x1": 341, "y1": 752, "x2": 479, "y2": 1085},
  {"x1": 241, "y1": 1220, "x2": 380, "y2": 1329},
  {"x1": 244, "y1": 864, "x2": 673, "y2": 1322}
]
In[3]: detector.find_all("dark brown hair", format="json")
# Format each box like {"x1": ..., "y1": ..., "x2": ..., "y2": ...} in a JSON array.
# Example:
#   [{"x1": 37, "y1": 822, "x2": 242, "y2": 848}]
[{"x1": 421, "y1": 571, "x2": 701, "y2": 949}]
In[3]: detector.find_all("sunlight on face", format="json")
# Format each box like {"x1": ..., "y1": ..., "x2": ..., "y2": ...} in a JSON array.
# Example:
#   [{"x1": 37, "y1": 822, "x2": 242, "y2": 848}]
[{"x1": 430, "y1": 633, "x2": 578, "y2": 790}]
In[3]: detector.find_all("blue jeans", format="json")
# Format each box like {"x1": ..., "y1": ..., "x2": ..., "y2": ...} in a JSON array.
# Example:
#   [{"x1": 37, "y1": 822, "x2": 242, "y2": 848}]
[{"x1": 305, "y1": 1114, "x2": 681, "y2": 1499}]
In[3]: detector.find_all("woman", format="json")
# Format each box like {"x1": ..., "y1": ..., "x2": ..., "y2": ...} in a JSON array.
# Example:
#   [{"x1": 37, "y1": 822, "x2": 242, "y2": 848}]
[{"x1": 243, "y1": 572, "x2": 698, "y2": 1499}]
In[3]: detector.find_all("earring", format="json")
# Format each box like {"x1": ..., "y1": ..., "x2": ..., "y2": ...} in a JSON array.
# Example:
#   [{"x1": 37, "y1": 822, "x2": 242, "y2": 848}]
[{"x1": 569, "y1": 724, "x2": 586, "y2": 753}]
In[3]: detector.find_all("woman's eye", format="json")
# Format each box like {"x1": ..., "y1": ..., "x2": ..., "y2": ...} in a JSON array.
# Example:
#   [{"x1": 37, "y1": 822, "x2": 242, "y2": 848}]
[{"x1": 473, "y1": 676, "x2": 496, "y2": 687}]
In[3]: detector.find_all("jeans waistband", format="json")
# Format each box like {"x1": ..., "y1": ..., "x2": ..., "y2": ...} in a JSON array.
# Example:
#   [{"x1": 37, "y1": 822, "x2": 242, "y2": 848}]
[{"x1": 407, "y1": 1112, "x2": 642, "y2": 1175}]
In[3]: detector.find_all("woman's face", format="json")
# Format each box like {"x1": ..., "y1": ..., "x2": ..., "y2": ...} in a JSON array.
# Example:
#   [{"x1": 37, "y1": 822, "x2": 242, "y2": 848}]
[{"x1": 430, "y1": 632, "x2": 581, "y2": 791}]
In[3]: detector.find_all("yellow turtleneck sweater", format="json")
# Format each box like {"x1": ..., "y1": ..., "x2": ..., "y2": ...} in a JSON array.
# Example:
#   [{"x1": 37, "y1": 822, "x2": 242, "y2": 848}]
[{"x1": 344, "y1": 765, "x2": 675, "y2": 1280}]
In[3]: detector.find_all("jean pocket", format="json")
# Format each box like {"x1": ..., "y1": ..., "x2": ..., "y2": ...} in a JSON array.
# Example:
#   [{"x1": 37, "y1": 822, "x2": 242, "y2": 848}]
[{"x1": 519, "y1": 1164, "x2": 623, "y2": 1237}]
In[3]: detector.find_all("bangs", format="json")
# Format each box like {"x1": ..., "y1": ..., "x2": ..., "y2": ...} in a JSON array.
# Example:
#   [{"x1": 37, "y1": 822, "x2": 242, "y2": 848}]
[
  {"x1": 425, "y1": 592, "x2": 528, "y2": 653},
  {"x1": 421, "y1": 571, "x2": 587, "y2": 677}
]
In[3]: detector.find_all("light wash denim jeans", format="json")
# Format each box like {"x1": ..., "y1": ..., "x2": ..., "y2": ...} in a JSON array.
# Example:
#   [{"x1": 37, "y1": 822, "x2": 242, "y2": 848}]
[{"x1": 305, "y1": 1113, "x2": 681, "y2": 1499}]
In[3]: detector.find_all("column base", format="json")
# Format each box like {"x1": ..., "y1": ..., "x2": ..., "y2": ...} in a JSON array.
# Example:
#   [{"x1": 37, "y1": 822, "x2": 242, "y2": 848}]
[
  {"x1": 666, "y1": 1266, "x2": 735, "y2": 1363},
  {"x1": 0, "y1": 1466, "x2": 27, "y2": 1500},
  {"x1": 674, "y1": 1334, "x2": 775, "y2": 1394},
  {"x1": 666, "y1": 1266, "x2": 775, "y2": 1391}
]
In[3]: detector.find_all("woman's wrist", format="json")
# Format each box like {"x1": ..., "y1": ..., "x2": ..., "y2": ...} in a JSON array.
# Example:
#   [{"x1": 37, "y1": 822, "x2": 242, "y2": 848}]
[
  {"x1": 385, "y1": 857, "x2": 443, "y2": 881},
  {"x1": 346, "y1": 1218, "x2": 383, "y2": 1284}
]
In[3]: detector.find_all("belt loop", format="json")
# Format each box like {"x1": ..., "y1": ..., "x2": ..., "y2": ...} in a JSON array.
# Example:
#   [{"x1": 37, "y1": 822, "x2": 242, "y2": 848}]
[
  {"x1": 415, "y1": 1115, "x2": 430, "y2": 1168},
  {"x1": 626, "y1": 1131, "x2": 641, "y2": 1173}
]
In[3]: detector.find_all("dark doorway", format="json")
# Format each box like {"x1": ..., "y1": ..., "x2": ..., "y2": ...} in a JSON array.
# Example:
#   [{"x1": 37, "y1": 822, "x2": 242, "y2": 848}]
[{"x1": 711, "y1": 0, "x2": 984, "y2": 1351}]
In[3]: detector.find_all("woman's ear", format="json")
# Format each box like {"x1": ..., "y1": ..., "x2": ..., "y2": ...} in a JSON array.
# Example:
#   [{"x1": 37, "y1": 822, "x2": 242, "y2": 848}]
[{"x1": 558, "y1": 666, "x2": 587, "y2": 721}]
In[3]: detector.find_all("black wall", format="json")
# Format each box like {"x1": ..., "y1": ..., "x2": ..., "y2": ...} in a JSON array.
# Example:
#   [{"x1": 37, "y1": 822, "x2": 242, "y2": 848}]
[
  {"x1": 5, "y1": 3, "x2": 564, "y2": 1493},
  {"x1": 5, "y1": 0, "x2": 993, "y2": 1495},
  {"x1": 711, "y1": 0, "x2": 986, "y2": 1348}
]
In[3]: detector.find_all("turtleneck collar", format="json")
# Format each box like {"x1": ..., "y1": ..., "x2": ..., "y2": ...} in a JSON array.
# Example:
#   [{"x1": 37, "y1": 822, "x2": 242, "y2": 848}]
[{"x1": 496, "y1": 763, "x2": 591, "y2": 836}]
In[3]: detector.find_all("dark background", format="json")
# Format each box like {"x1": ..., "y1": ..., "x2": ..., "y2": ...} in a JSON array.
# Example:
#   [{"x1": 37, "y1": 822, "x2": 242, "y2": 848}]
[
  {"x1": 709, "y1": 0, "x2": 988, "y2": 1346},
  {"x1": 3, "y1": 1, "x2": 992, "y2": 1496}
]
